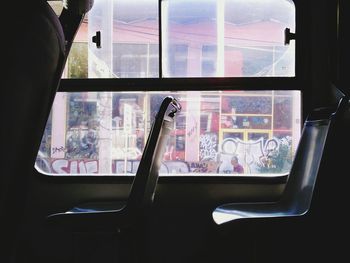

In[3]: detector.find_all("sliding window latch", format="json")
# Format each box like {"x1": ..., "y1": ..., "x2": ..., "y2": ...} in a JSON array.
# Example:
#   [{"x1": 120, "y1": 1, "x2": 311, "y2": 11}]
[
  {"x1": 92, "y1": 31, "x2": 101, "y2": 48},
  {"x1": 284, "y1": 28, "x2": 296, "y2": 45}
]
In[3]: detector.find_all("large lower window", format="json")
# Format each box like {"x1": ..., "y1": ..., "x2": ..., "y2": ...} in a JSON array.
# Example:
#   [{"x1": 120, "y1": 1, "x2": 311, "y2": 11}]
[{"x1": 36, "y1": 90, "x2": 301, "y2": 176}]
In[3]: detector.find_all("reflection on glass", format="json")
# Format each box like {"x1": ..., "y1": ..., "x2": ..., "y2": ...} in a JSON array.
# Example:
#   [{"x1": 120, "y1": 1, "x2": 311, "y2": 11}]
[
  {"x1": 36, "y1": 90, "x2": 301, "y2": 176},
  {"x1": 112, "y1": 0, "x2": 159, "y2": 78},
  {"x1": 163, "y1": 0, "x2": 217, "y2": 77},
  {"x1": 163, "y1": 0, "x2": 295, "y2": 77},
  {"x1": 63, "y1": 0, "x2": 159, "y2": 78}
]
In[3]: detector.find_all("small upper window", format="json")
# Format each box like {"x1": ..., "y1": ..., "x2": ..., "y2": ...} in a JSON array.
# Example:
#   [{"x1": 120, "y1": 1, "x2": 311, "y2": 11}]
[{"x1": 63, "y1": 0, "x2": 295, "y2": 78}]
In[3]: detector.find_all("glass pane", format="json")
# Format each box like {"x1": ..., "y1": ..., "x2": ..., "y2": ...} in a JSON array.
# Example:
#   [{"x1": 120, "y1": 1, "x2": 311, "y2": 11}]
[
  {"x1": 88, "y1": 0, "x2": 114, "y2": 77},
  {"x1": 36, "y1": 90, "x2": 301, "y2": 176},
  {"x1": 163, "y1": 0, "x2": 217, "y2": 77},
  {"x1": 62, "y1": 0, "x2": 159, "y2": 78},
  {"x1": 163, "y1": 0, "x2": 295, "y2": 77},
  {"x1": 112, "y1": 0, "x2": 159, "y2": 78}
]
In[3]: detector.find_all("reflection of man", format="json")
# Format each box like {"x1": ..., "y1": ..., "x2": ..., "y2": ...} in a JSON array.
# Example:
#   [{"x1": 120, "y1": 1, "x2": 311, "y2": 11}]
[
  {"x1": 231, "y1": 156, "x2": 244, "y2": 174},
  {"x1": 193, "y1": 157, "x2": 221, "y2": 173},
  {"x1": 81, "y1": 129, "x2": 98, "y2": 159},
  {"x1": 206, "y1": 158, "x2": 220, "y2": 173}
]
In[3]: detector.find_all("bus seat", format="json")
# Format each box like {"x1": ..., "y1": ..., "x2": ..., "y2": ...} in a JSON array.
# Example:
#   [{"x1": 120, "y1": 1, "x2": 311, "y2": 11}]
[
  {"x1": 212, "y1": 93, "x2": 349, "y2": 225},
  {"x1": 46, "y1": 96, "x2": 181, "y2": 262},
  {"x1": 0, "y1": 1, "x2": 92, "y2": 261}
]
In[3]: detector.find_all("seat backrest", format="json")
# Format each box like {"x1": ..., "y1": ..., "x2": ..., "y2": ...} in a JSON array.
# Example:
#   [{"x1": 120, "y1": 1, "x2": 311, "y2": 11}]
[
  {"x1": 280, "y1": 95, "x2": 349, "y2": 214},
  {"x1": 308, "y1": 91, "x2": 350, "y2": 221},
  {"x1": 126, "y1": 96, "x2": 181, "y2": 213},
  {"x1": 0, "y1": 1, "x2": 92, "y2": 261}
]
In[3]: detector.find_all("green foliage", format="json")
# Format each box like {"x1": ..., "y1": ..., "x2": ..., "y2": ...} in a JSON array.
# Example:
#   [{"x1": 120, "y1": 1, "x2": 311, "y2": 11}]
[{"x1": 68, "y1": 43, "x2": 88, "y2": 78}]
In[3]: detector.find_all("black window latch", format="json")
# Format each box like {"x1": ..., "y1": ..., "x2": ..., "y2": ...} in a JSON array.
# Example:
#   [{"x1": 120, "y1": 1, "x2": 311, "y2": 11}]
[
  {"x1": 284, "y1": 28, "x2": 296, "y2": 45},
  {"x1": 92, "y1": 31, "x2": 101, "y2": 48}
]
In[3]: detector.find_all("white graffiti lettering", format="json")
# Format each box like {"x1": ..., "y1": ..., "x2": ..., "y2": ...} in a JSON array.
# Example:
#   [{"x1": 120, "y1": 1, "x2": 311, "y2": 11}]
[{"x1": 51, "y1": 159, "x2": 98, "y2": 174}]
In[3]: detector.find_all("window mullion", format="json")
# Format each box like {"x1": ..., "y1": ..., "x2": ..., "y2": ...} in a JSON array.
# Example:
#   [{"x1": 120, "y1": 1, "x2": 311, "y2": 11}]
[{"x1": 159, "y1": 0, "x2": 163, "y2": 78}]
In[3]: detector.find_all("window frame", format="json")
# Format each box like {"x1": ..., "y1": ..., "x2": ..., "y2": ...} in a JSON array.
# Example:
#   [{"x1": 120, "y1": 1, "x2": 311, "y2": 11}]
[{"x1": 35, "y1": 0, "x2": 309, "y2": 183}]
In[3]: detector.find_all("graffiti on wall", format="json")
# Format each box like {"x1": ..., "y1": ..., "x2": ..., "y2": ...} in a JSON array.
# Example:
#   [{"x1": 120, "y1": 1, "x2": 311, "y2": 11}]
[
  {"x1": 218, "y1": 136, "x2": 292, "y2": 174},
  {"x1": 35, "y1": 158, "x2": 99, "y2": 174},
  {"x1": 35, "y1": 136, "x2": 292, "y2": 175},
  {"x1": 35, "y1": 157, "x2": 190, "y2": 175},
  {"x1": 199, "y1": 133, "x2": 218, "y2": 160},
  {"x1": 66, "y1": 129, "x2": 99, "y2": 159}
]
